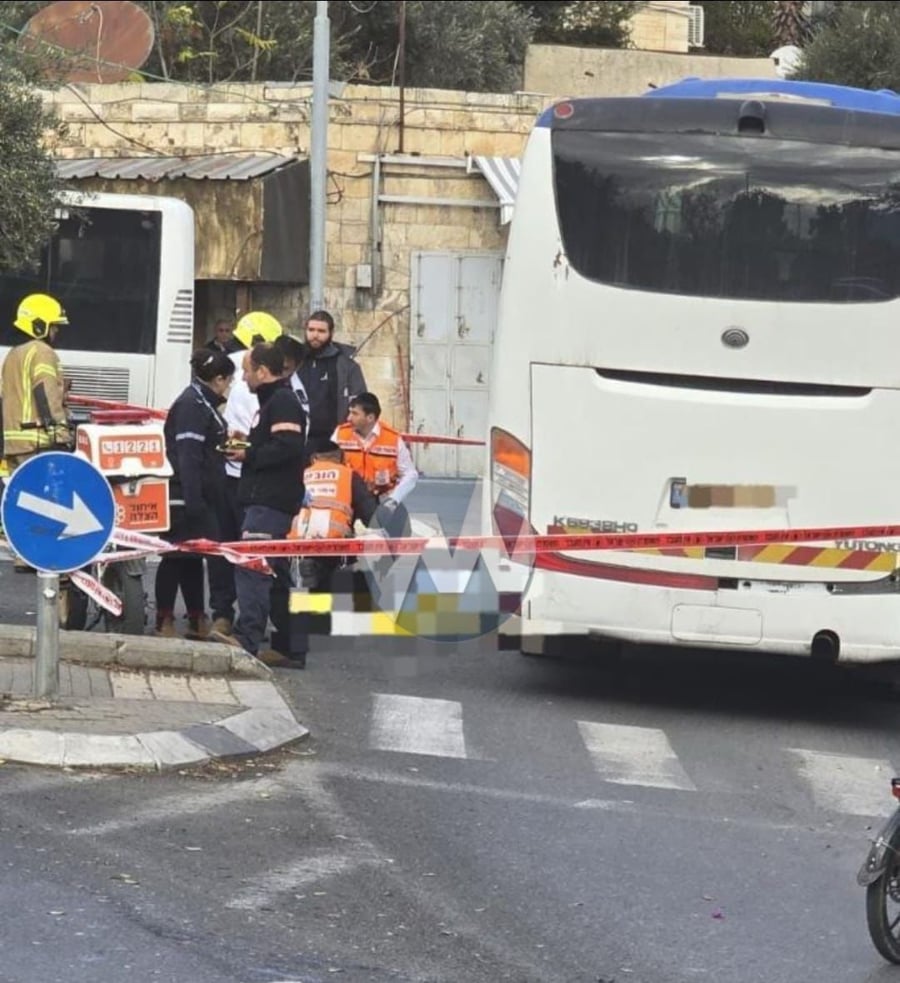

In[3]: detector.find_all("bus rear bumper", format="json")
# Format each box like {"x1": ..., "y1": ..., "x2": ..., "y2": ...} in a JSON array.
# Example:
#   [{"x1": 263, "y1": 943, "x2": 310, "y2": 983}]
[{"x1": 508, "y1": 571, "x2": 900, "y2": 663}]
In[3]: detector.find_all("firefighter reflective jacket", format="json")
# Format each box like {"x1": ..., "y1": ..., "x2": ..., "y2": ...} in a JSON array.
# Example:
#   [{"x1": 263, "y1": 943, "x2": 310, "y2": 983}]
[{"x1": 0, "y1": 339, "x2": 69, "y2": 456}]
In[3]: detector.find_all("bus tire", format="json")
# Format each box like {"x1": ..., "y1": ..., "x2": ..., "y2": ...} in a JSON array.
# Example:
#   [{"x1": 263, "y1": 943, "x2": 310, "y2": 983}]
[{"x1": 101, "y1": 565, "x2": 146, "y2": 635}]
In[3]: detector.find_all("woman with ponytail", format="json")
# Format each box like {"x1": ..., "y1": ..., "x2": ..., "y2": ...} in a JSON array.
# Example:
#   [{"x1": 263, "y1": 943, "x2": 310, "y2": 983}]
[{"x1": 154, "y1": 349, "x2": 235, "y2": 638}]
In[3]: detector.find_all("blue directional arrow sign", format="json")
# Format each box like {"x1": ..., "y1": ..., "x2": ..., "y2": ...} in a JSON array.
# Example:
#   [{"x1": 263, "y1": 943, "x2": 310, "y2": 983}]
[{"x1": 1, "y1": 452, "x2": 115, "y2": 573}]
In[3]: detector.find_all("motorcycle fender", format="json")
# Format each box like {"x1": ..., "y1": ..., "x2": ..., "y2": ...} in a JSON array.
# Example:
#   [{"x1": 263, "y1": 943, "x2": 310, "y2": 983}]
[{"x1": 858, "y1": 809, "x2": 900, "y2": 886}]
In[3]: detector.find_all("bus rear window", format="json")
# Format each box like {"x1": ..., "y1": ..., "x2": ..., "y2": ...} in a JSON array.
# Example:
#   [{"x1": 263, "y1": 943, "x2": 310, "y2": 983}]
[
  {"x1": 0, "y1": 207, "x2": 161, "y2": 352},
  {"x1": 553, "y1": 131, "x2": 900, "y2": 302}
]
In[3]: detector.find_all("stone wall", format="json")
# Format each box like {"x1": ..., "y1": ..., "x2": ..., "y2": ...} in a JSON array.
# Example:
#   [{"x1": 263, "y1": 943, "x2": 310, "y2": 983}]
[
  {"x1": 523, "y1": 44, "x2": 778, "y2": 99},
  {"x1": 42, "y1": 81, "x2": 550, "y2": 428}
]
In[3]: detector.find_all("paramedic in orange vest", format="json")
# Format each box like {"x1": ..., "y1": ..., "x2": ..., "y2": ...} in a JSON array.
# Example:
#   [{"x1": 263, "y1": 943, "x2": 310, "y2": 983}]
[
  {"x1": 289, "y1": 440, "x2": 379, "y2": 543},
  {"x1": 279, "y1": 441, "x2": 378, "y2": 668},
  {"x1": 332, "y1": 391, "x2": 418, "y2": 538}
]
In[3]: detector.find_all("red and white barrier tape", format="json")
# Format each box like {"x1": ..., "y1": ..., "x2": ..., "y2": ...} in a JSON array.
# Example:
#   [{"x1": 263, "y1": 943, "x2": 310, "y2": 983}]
[
  {"x1": 402, "y1": 434, "x2": 485, "y2": 446},
  {"x1": 170, "y1": 522, "x2": 900, "y2": 561},
  {"x1": 110, "y1": 529, "x2": 273, "y2": 574},
  {"x1": 7, "y1": 523, "x2": 900, "y2": 585},
  {"x1": 13, "y1": 520, "x2": 900, "y2": 566},
  {"x1": 68, "y1": 394, "x2": 168, "y2": 421},
  {"x1": 66, "y1": 394, "x2": 486, "y2": 446},
  {"x1": 69, "y1": 569, "x2": 123, "y2": 617}
]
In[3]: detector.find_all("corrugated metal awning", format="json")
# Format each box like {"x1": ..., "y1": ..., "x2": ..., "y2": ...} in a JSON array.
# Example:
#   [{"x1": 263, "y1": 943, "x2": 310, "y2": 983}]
[
  {"x1": 470, "y1": 156, "x2": 520, "y2": 225},
  {"x1": 55, "y1": 153, "x2": 302, "y2": 182}
]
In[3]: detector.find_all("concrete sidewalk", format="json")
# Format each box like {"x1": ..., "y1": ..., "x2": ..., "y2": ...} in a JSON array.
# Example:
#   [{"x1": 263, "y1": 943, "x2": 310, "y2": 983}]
[{"x1": 0, "y1": 629, "x2": 309, "y2": 771}]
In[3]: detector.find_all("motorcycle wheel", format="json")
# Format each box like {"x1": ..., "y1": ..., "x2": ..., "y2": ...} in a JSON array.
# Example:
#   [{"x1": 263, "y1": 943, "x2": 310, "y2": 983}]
[
  {"x1": 866, "y1": 826, "x2": 900, "y2": 963},
  {"x1": 100, "y1": 564, "x2": 146, "y2": 635}
]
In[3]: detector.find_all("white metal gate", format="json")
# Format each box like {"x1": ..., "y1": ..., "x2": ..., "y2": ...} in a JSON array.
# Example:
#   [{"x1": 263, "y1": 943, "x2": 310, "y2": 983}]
[{"x1": 409, "y1": 252, "x2": 503, "y2": 478}]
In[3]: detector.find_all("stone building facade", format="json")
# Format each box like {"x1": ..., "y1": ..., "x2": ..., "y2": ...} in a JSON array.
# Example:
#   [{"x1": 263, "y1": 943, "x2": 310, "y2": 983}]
[
  {"x1": 630, "y1": 0, "x2": 694, "y2": 53},
  {"x1": 42, "y1": 81, "x2": 548, "y2": 454},
  {"x1": 38, "y1": 38, "x2": 773, "y2": 469}
]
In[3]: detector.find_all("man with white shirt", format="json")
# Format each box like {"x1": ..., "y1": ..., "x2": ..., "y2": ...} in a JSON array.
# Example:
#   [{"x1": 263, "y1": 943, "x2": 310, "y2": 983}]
[{"x1": 332, "y1": 391, "x2": 417, "y2": 538}]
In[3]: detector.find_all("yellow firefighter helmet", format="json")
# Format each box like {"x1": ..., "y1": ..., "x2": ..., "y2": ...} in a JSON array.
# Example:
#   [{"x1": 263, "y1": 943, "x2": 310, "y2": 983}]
[
  {"x1": 233, "y1": 311, "x2": 283, "y2": 349},
  {"x1": 14, "y1": 293, "x2": 69, "y2": 339}
]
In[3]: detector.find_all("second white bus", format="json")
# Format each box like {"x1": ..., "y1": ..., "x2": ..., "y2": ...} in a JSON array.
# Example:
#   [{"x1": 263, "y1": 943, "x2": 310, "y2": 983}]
[{"x1": 0, "y1": 190, "x2": 195, "y2": 411}]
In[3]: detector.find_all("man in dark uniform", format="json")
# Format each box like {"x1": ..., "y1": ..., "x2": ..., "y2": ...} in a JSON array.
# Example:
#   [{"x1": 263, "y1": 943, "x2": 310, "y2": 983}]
[{"x1": 210, "y1": 343, "x2": 306, "y2": 659}]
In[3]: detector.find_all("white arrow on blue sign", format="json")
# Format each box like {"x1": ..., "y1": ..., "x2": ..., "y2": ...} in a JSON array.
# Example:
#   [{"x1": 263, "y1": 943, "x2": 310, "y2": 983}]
[{"x1": 1, "y1": 452, "x2": 115, "y2": 573}]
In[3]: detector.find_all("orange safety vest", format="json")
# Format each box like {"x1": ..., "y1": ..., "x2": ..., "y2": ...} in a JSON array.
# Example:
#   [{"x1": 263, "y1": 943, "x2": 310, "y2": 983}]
[
  {"x1": 288, "y1": 460, "x2": 354, "y2": 539},
  {"x1": 335, "y1": 421, "x2": 400, "y2": 496}
]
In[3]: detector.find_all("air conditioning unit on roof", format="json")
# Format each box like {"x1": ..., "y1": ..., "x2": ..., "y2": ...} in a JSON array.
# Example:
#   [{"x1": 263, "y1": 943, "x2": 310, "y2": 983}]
[{"x1": 688, "y1": 5, "x2": 705, "y2": 47}]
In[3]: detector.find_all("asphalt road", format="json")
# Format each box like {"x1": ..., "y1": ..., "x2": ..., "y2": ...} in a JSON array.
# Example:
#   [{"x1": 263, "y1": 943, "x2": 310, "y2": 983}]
[
  {"x1": 3, "y1": 641, "x2": 900, "y2": 982},
  {"x1": 2, "y1": 479, "x2": 900, "y2": 981}
]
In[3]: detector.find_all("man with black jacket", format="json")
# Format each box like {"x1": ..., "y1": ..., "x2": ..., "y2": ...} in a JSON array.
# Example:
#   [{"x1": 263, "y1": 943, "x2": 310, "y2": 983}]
[
  {"x1": 211, "y1": 343, "x2": 306, "y2": 659},
  {"x1": 296, "y1": 309, "x2": 367, "y2": 463}
]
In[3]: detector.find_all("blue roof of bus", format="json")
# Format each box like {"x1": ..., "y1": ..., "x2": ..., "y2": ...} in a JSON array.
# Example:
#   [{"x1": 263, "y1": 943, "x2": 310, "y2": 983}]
[{"x1": 536, "y1": 78, "x2": 900, "y2": 126}]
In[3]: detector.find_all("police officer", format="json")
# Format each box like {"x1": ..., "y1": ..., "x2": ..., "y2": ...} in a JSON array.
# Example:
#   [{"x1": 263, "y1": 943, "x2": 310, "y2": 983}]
[{"x1": 155, "y1": 349, "x2": 235, "y2": 639}]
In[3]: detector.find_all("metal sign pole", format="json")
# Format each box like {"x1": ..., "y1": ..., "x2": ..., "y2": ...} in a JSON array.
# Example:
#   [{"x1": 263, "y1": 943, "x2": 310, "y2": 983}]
[
  {"x1": 34, "y1": 572, "x2": 60, "y2": 699},
  {"x1": 1, "y1": 452, "x2": 116, "y2": 702}
]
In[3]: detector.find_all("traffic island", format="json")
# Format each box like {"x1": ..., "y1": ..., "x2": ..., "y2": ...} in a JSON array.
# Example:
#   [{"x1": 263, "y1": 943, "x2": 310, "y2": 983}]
[{"x1": 0, "y1": 624, "x2": 271, "y2": 678}]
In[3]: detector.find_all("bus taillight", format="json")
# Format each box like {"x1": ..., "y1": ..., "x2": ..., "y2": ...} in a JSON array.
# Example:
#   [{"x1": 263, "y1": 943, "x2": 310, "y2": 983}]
[{"x1": 490, "y1": 427, "x2": 533, "y2": 543}]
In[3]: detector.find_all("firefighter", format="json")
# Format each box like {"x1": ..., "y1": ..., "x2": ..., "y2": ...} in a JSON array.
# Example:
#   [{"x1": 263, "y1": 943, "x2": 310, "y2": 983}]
[{"x1": 0, "y1": 293, "x2": 72, "y2": 573}]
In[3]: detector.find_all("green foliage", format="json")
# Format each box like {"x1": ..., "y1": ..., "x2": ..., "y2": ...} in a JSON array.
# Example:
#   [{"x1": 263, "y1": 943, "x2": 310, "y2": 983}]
[
  {"x1": 362, "y1": 1, "x2": 536, "y2": 92},
  {"x1": 513, "y1": 1, "x2": 636, "y2": 48},
  {"x1": 0, "y1": 62, "x2": 63, "y2": 270},
  {"x1": 794, "y1": 1, "x2": 900, "y2": 90},
  {"x1": 695, "y1": 1, "x2": 774, "y2": 57},
  {"x1": 144, "y1": 1, "x2": 315, "y2": 83},
  {"x1": 0, "y1": 0, "x2": 636, "y2": 92}
]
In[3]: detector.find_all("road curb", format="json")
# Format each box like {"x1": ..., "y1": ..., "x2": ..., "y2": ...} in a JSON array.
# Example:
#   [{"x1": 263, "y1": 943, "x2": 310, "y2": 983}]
[
  {"x1": 0, "y1": 675, "x2": 309, "y2": 771},
  {"x1": 0, "y1": 625, "x2": 272, "y2": 679}
]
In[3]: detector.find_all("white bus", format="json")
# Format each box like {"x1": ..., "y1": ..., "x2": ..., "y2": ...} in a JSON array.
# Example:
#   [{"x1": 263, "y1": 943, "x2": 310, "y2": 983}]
[
  {"x1": 0, "y1": 190, "x2": 195, "y2": 411},
  {"x1": 487, "y1": 78, "x2": 900, "y2": 665}
]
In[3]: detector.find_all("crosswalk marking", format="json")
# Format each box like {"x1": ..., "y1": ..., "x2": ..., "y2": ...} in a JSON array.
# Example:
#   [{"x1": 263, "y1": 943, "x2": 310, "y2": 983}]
[
  {"x1": 576, "y1": 721, "x2": 697, "y2": 791},
  {"x1": 369, "y1": 694, "x2": 467, "y2": 759},
  {"x1": 360, "y1": 694, "x2": 895, "y2": 816},
  {"x1": 788, "y1": 748, "x2": 894, "y2": 817}
]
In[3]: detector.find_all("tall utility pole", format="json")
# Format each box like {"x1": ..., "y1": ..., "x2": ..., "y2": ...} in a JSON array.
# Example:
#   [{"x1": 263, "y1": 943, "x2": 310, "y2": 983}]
[
  {"x1": 397, "y1": 0, "x2": 406, "y2": 152},
  {"x1": 310, "y1": 0, "x2": 330, "y2": 311}
]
